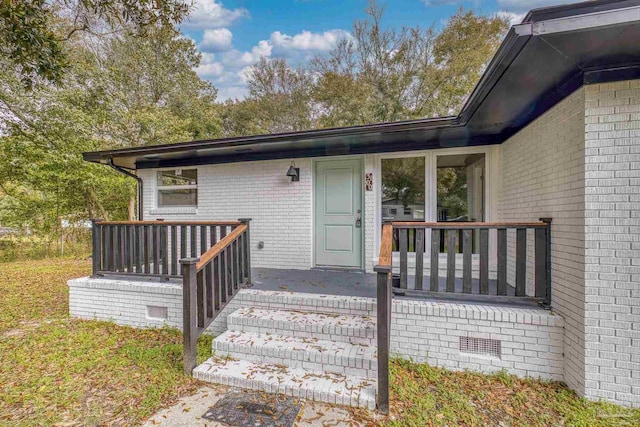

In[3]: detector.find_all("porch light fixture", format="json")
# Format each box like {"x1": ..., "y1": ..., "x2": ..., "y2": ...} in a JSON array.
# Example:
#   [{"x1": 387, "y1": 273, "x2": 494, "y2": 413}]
[{"x1": 286, "y1": 161, "x2": 300, "y2": 182}]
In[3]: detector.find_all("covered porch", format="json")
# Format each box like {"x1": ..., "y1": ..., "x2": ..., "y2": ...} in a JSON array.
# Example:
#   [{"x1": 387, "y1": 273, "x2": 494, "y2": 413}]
[{"x1": 75, "y1": 217, "x2": 557, "y2": 411}]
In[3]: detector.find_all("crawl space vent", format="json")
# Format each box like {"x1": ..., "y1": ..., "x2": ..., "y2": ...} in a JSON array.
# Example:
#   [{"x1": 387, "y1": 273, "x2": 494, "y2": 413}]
[
  {"x1": 147, "y1": 305, "x2": 168, "y2": 320},
  {"x1": 459, "y1": 336, "x2": 501, "y2": 358}
]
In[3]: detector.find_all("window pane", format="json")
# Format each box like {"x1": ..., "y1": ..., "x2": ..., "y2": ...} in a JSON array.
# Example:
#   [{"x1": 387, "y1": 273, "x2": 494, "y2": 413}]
[
  {"x1": 381, "y1": 157, "x2": 425, "y2": 222},
  {"x1": 157, "y1": 169, "x2": 197, "y2": 186},
  {"x1": 437, "y1": 153, "x2": 485, "y2": 222},
  {"x1": 158, "y1": 189, "x2": 197, "y2": 206}
]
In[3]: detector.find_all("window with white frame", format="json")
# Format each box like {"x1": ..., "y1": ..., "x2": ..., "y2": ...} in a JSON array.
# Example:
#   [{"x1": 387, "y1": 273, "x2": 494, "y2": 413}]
[{"x1": 156, "y1": 169, "x2": 197, "y2": 207}]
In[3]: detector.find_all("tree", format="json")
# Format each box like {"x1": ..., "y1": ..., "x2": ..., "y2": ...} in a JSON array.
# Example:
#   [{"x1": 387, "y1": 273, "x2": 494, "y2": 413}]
[
  {"x1": 0, "y1": 22, "x2": 222, "y2": 230},
  {"x1": 0, "y1": 0, "x2": 189, "y2": 88},
  {"x1": 309, "y1": 1, "x2": 509, "y2": 125},
  {"x1": 244, "y1": 57, "x2": 315, "y2": 134}
]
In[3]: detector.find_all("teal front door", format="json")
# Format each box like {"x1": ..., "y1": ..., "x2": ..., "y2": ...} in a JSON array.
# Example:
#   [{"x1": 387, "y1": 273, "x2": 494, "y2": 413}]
[{"x1": 314, "y1": 159, "x2": 363, "y2": 268}]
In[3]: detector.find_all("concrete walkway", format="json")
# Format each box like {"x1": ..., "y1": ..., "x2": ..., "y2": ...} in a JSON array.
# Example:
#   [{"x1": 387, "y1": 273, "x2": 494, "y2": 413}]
[{"x1": 142, "y1": 385, "x2": 378, "y2": 427}]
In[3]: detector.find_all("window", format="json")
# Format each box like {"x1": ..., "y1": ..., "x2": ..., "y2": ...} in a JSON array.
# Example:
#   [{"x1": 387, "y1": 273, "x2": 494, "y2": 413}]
[
  {"x1": 437, "y1": 154, "x2": 485, "y2": 253},
  {"x1": 437, "y1": 154, "x2": 485, "y2": 222},
  {"x1": 381, "y1": 157, "x2": 425, "y2": 222},
  {"x1": 157, "y1": 169, "x2": 197, "y2": 207}
]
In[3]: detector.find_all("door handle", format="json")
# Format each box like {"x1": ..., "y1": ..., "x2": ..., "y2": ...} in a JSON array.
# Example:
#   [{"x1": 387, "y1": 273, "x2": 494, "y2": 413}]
[{"x1": 356, "y1": 215, "x2": 362, "y2": 228}]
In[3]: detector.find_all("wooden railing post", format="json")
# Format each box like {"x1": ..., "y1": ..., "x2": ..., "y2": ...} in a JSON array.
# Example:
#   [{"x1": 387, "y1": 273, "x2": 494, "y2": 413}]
[
  {"x1": 238, "y1": 218, "x2": 252, "y2": 285},
  {"x1": 91, "y1": 219, "x2": 102, "y2": 277},
  {"x1": 375, "y1": 266, "x2": 391, "y2": 414},
  {"x1": 376, "y1": 222, "x2": 393, "y2": 414},
  {"x1": 181, "y1": 258, "x2": 199, "y2": 375}
]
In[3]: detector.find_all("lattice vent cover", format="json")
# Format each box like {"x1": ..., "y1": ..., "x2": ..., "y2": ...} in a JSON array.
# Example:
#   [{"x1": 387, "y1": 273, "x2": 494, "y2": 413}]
[{"x1": 459, "y1": 336, "x2": 501, "y2": 358}]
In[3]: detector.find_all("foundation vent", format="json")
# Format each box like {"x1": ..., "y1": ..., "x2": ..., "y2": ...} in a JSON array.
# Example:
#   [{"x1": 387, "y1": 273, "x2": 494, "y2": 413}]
[
  {"x1": 459, "y1": 336, "x2": 501, "y2": 358},
  {"x1": 147, "y1": 305, "x2": 168, "y2": 320}
]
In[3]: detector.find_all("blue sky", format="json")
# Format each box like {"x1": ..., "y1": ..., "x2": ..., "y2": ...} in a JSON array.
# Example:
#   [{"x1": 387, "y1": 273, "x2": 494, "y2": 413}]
[{"x1": 180, "y1": 1, "x2": 583, "y2": 101}]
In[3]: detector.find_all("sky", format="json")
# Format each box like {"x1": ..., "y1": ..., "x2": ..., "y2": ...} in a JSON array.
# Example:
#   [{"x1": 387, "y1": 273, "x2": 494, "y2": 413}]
[{"x1": 180, "y1": 0, "x2": 584, "y2": 101}]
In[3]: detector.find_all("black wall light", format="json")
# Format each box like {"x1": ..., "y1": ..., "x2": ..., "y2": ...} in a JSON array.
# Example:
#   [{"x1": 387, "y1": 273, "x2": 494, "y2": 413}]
[{"x1": 286, "y1": 161, "x2": 300, "y2": 182}]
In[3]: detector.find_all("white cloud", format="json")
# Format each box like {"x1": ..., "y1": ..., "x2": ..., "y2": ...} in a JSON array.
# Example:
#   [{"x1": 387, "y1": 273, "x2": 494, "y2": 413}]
[
  {"x1": 496, "y1": 0, "x2": 584, "y2": 13},
  {"x1": 200, "y1": 28, "x2": 233, "y2": 52},
  {"x1": 217, "y1": 85, "x2": 249, "y2": 101},
  {"x1": 195, "y1": 52, "x2": 224, "y2": 78},
  {"x1": 184, "y1": 0, "x2": 249, "y2": 29},
  {"x1": 270, "y1": 29, "x2": 350, "y2": 54},
  {"x1": 200, "y1": 28, "x2": 350, "y2": 101},
  {"x1": 497, "y1": 11, "x2": 525, "y2": 26}
]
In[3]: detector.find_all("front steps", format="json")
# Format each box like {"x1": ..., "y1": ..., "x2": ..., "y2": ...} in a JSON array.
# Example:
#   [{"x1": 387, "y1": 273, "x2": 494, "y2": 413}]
[{"x1": 193, "y1": 307, "x2": 378, "y2": 409}]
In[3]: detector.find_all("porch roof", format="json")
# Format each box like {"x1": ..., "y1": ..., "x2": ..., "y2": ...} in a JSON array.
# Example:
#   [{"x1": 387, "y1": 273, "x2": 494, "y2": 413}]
[{"x1": 84, "y1": 0, "x2": 640, "y2": 170}]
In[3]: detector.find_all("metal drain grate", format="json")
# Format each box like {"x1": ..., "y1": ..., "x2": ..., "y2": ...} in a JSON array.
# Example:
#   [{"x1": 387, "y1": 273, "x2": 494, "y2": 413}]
[{"x1": 459, "y1": 336, "x2": 501, "y2": 358}]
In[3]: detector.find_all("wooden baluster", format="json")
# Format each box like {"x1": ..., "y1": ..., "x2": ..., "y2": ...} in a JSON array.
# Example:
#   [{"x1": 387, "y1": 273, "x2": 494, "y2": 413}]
[
  {"x1": 226, "y1": 247, "x2": 233, "y2": 297},
  {"x1": 170, "y1": 225, "x2": 177, "y2": 275},
  {"x1": 230, "y1": 240, "x2": 237, "y2": 290},
  {"x1": 180, "y1": 226, "x2": 187, "y2": 262},
  {"x1": 135, "y1": 226, "x2": 142, "y2": 274},
  {"x1": 219, "y1": 252, "x2": 226, "y2": 304},
  {"x1": 213, "y1": 253, "x2": 221, "y2": 310},
  {"x1": 161, "y1": 226, "x2": 168, "y2": 275},
  {"x1": 153, "y1": 225, "x2": 160, "y2": 275},
  {"x1": 516, "y1": 228, "x2": 527, "y2": 297},
  {"x1": 119, "y1": 226, "x2": 126, "y2": 271},
  {"x1": 126, "y1": 225, "x2": 134, "y2": 273},
  {"x1": 479, "y1": 228, "x2": 489, "y2": 294},
  {"x1": 200, "y1": 226, "x2": 207, "y2": 256},
  {"x1": 399, "y1": 228, "x2": 408, "y2": 289},
  {"x1": 462, "y1": 229, "x2": 472, "y2": 293},
  {"x1": 415, "y1": 228, "x2": 424, "y2": 290},
  {"x1": 446, "y1": 229, "x2": 456, "y2": 292},
  {"x1": 430, "y1": 228, "x2": 439, "y2": 291},
  {"x1": 497, "y1": 228, "x2": 507, "y2": 295},
  {"x1": 190, "y1": 225, "x2": 197, "y2": 257},
  {"x1": 197, "y1": 269, "x2": 204, "y2": 328},
  {"x1": 143, "y1": 225, "x2": 151, "y2": 274}
]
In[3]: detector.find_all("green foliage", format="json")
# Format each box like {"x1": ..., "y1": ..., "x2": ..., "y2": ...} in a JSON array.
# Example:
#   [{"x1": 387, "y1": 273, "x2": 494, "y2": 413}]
[
  {"x1": 0, "y1": 18, "x2": 222, "y2": 234},
  {"x1": 0, "y1": 0, "x2": 190, "y2": 88},
  {"x1": 229, "y1": 1, "x2": 509, "y2": 135}
]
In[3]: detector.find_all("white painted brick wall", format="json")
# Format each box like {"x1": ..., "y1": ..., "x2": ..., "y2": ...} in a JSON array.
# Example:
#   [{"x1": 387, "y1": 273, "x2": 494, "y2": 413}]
[
  {"x1": 68, "y1": 278, "x2": 564, "y2": 381},
  {"x1": 364, "y1": 154, "x2": 376, "y2": 272},
  {"x1": 139, "y1": 158, "x2": 313, "y2": 270},
  {"x1": 498, "y1": 88, "x2": 586, "y2": 394},
  {"x1": 583, "y1": 80, "x2": 640, "y2": 407}
]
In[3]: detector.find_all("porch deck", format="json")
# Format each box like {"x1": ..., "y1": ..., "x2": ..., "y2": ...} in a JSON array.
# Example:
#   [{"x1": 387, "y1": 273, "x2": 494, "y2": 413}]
[{"x1": 251, "y1": 268, "x2": 535, "y2": 307}]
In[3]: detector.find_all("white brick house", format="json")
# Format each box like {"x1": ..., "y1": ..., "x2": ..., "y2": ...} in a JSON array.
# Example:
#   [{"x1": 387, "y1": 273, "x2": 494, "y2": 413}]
[{"x1": 71, "y1": 1, "x2": 640, "y2": 410}]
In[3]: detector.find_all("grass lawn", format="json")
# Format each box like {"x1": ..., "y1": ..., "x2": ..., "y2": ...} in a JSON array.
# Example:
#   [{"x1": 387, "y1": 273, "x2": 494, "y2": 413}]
[
  {"x1": 0, "y1": 259, "x2": 211, "y2": 426},
  {"x1": 371, "y1": 359, "x2": 640, "y2": 427},
  {"x1": 1, "y1": 258, "x2": 639, "y2": 426}
]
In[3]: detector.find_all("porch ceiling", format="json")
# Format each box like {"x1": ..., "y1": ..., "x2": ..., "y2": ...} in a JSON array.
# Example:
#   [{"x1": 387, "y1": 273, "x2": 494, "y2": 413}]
[{"x1": 84, "y1": 0, "x2": 640, "y2": 170}]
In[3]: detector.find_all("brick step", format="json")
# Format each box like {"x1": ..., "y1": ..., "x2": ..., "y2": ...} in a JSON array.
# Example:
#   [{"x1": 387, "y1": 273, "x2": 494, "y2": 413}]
[
  {"x1": 227, "y1": 307, "x2": 376, "y2": 345},
  {"x1": 193, "y1": 356, "x2": 376, "y2": 409},
  {"x1": 213, "y1": 330, "x2": 377, "y2": 378}
]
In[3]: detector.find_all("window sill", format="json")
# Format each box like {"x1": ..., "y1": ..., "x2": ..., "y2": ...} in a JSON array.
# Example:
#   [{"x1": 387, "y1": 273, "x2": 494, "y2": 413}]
[{"x1": 149, "y1": 207, "x2": 197, "y2": 216}]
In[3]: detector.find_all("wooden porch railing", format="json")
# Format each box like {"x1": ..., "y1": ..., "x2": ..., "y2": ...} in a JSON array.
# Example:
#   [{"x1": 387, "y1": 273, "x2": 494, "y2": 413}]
[
  {"x1": 90, "y1": 218, "x2": 252, "y2": 375},
  {"x1": 90, "y1": 220, "x2": 243, "y2": 279},
  {"x1": 374, "y1": 219, "x2": 552, "y2": 413},
  {"x1": 181, "y1": 219, "x2": 251, "y2": 374},
  {"x1": 392, "y1": 220, "x2": 551, "y2": 304}
]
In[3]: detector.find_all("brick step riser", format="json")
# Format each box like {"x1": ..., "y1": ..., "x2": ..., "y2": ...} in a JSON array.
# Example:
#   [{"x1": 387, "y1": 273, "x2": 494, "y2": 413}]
[
  {"x1": 193, "y1": 359, "x2": 377, "y2": 409},
  {"x1": 227, "y1": 321, "x2": 376, "y2": 346},
  {"x1": 213, "y1": 343, "x2": 376, "y2": 378}
]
